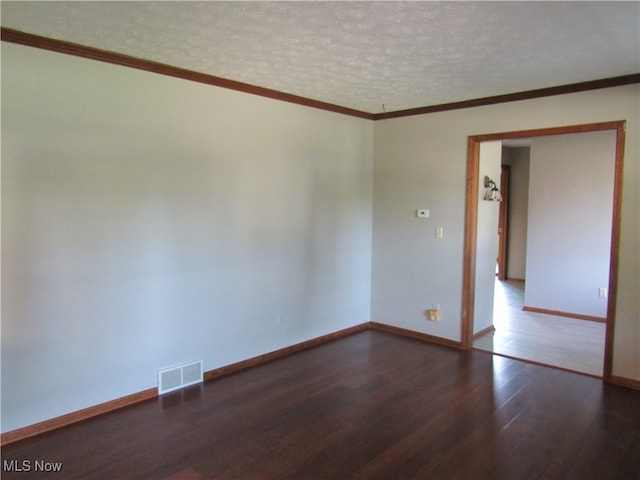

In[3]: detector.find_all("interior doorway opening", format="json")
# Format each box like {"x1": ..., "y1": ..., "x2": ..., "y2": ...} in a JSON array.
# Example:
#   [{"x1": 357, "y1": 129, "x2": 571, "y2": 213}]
[
  {"x1": 461, "y1": 121, "x2": 625, "y2": 382},
  {"x1": 496, "y1": 164, "x2": 510, "y2": 281}
]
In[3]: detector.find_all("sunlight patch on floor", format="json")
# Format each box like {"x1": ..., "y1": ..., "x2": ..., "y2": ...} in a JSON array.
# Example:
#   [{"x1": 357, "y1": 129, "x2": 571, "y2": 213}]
[{"x1": 474, "y1": 279, "x2": 605, "y2": 376}]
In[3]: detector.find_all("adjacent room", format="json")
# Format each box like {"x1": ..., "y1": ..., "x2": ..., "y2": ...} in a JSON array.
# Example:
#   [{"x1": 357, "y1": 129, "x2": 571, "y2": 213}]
[
  {"x1": 473, "y1": 132, "x2": 615, "y2": 377},
  {"x1": 2, "y1": 2, "x2": 639, "y2": 478}
]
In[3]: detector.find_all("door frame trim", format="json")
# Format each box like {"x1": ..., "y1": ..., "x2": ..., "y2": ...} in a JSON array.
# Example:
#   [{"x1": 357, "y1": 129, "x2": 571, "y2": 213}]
[{"x1": 461, "y1": 121, "x2": 626, "y2": 382}]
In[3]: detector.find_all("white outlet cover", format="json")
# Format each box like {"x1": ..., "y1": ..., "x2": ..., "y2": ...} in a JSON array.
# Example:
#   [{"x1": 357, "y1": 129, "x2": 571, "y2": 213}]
[{"x1": 416, "y1": 209, "x2": 429, "y2": 218}]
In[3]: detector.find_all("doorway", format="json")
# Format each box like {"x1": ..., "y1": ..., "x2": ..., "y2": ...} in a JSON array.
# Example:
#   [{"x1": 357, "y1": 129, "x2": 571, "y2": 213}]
[
  {"x1": 461, "y1": 121, "x2": 625, "y2": 382},
  {"x1": 496, "y1": 165, "x2": 509, "y2": 281}
]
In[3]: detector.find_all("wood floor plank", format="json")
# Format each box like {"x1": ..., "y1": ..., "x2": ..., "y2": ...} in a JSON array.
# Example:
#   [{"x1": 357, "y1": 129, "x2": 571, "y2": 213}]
[{"x1": 2, "y1": 330, "x2": 639, "y2": 479}]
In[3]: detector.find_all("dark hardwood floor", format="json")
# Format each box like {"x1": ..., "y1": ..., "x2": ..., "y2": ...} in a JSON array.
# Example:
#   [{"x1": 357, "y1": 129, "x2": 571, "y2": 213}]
[{"x1": 2, "y1": 330, "x2": 639, "y2": 479}]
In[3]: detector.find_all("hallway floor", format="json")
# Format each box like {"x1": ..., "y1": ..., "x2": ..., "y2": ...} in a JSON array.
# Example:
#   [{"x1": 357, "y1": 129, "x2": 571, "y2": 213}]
[{"x1": 473, "y1": 279, "x2": 606, "y2": 377}]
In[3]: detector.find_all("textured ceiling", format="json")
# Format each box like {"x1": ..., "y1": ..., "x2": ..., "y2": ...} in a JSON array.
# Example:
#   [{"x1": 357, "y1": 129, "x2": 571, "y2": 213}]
[{"x1": 2, "y1": 1, "x2": 639, "y2": 114}]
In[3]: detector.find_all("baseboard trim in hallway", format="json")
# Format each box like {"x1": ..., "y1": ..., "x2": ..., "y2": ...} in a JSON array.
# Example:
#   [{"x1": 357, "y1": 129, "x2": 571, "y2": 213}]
[
  {"x1": 522, "y1": 305, "x2": 606, "y2": 323},
  {"x1": 472, "y1": 325, "x2": 496, "y2": 341}
]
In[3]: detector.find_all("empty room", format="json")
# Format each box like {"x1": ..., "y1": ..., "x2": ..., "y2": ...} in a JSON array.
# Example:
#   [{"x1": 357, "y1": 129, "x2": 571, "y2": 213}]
[{"x1": 2, "y1": 2, "x2": 639, "y2": 479}]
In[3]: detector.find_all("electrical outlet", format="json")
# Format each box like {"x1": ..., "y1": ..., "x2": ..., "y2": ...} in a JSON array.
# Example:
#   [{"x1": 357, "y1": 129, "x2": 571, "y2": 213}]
[
  {"x1": 598, "y1": 288, "x2": 608, "y2": 298},
  {"x1": 427, "y1": 308, "x2": 441, "y2": 321}
]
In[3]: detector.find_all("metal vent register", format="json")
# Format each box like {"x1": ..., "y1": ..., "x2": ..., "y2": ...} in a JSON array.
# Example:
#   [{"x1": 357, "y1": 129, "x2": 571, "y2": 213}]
[{"x1": 157, "y1": 360, "x2": 203, "y2": 394}]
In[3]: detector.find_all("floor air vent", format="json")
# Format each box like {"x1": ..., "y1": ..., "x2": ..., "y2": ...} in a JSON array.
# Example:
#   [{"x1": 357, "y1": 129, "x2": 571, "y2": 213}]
[{"x1": 157, "y1": 360, "x2": 203, "y2": 394}]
